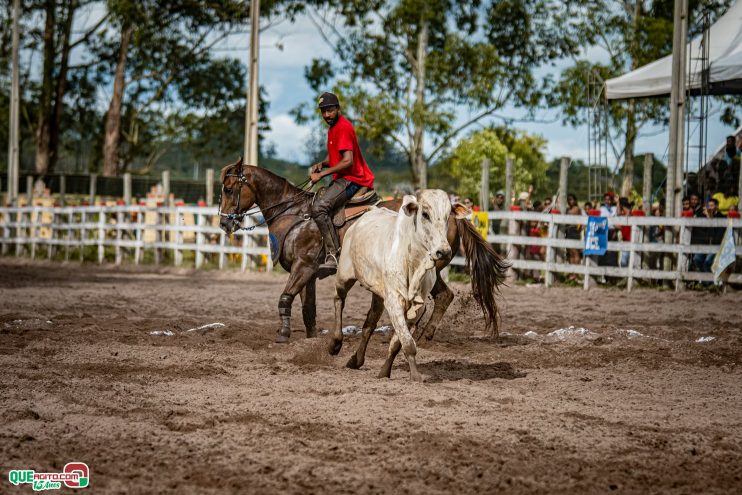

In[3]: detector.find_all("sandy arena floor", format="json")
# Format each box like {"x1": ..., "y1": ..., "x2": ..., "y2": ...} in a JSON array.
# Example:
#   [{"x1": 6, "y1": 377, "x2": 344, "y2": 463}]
[{"x1": 1, "y1": 258, "x2": 741, "y2": 494}]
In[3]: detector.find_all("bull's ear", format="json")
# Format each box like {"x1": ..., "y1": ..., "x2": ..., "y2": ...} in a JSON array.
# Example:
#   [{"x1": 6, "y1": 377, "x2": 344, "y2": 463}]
[
  {"x1": 451, "y1": 202, "x2": 471, "y2": 219},
  {"x1": 401, "y1": 195, "x2": 419, "y2": 217}
]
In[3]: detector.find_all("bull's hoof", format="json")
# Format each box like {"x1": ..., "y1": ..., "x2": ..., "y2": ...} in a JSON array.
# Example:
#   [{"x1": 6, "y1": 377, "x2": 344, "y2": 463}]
[
  {"x1": 275, "y1": 332, "x2": 290, "y2": 344},
  {"x1": 409, "y1": 371, "x2": 427, "y2": 383},
  {"x1": 346, "y1": 354, "x2": 362, "y2": 369},
  {"x1": 327, "y1": 338, "x2": 343, "y2": 356}
]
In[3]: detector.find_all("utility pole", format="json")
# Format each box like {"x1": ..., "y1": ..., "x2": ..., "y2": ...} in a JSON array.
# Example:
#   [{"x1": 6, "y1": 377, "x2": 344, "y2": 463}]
[
  {"x1": 667, "y1": 0, "x2": 688, "y2": 219},
  {"x1": 7, "y1": 0, "x2": 20, "y2": 205},
  {"x1": 243, "y1": 0, "x2": 260, "y2": 166}
]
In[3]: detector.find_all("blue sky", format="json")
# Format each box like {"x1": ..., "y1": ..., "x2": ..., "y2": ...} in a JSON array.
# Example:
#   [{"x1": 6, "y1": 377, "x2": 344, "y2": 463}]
[
  {"x1": 54, "y1": 4, "x2": 739, "y2": 172},
  {"x1": 218, "y1": 12, "x2": 738, "y2": 172}
]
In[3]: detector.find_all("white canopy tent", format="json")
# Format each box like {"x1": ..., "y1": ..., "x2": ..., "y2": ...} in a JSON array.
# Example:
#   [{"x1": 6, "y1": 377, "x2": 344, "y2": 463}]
[{"x1": 605, "y1": 0, "x2": 742, "y2": 99}]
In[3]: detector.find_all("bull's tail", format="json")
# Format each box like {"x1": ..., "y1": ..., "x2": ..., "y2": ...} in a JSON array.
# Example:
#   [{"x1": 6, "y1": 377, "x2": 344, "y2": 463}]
[{"x1": 455, "y1": 217, "x2": 510, "y2": 336}]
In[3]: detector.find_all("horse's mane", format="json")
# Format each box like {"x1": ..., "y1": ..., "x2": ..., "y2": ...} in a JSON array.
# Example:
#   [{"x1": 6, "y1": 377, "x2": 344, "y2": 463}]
[{"x1": 219, "y1": 160, "x2": 309, "y2": 197}]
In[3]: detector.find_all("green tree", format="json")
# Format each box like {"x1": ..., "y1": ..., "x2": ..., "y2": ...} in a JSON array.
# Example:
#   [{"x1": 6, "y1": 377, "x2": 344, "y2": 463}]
[
  {"x1": 295, "y1": 0, "x2": 593, "y2": 189},
  {"x1": 550, "y1": 0, "x2": 737, "y2": 197},
  {"x1": 433, "y1": 127, "x2": 549, "y2": 203}
]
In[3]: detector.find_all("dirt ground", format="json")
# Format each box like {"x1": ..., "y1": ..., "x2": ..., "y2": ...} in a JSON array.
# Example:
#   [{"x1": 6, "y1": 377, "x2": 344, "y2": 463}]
[{"x1": 1, "y1": 258, "x2": 741, "y2": 494}]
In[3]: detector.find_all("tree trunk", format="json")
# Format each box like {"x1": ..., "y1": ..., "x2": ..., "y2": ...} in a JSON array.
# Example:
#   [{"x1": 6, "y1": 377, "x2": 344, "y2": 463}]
[
  {"x1": 102, "y1": 24, "x2": 133, "y2": 177},
  {"x1": 35, "y1": 0, "x2": 55, "y2": 175},
  {"x1": 410, "y1": 20, "x2": 428, "y2": 190},
  {"x1": 48, "y1": 0, "x2": 76, "y2": 173}
]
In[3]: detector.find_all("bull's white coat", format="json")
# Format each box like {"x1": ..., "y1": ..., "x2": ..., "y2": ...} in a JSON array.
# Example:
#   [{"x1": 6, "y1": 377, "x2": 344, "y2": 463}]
[{"x1": 332, "y1": 190, "x2": 455, "y2": 381}]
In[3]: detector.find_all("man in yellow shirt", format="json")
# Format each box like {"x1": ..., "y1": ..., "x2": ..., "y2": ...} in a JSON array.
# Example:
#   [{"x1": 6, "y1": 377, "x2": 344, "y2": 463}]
[{"x1": 712, "y1": 185, "x2": 739, "y2": 216}]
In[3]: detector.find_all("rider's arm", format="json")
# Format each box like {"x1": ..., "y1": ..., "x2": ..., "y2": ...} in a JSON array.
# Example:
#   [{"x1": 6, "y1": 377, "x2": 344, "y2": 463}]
[{"x1": 318, "y1": 150, "x2": 353, "y2": 178}]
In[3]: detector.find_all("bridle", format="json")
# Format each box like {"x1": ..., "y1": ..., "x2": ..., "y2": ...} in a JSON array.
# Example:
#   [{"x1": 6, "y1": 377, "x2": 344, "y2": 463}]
[{"x1": 218, "y1": 167, "x2": 313, "y2": 232}]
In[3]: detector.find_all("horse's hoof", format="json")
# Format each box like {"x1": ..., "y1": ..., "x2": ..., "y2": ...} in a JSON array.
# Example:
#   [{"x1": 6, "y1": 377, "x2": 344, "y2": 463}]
[
  {"x1": 275, "y1": 333, "x2": 290, "y2": 344},
  {"x1": 346, "y1": 354, "x2": 362, "y2": 369},
  {"x1": 377, "y1": 367, "x2": 392, "y2": 379},
  {"x1": 327, "y1": 339, "x2": 343, "y2": 356}
]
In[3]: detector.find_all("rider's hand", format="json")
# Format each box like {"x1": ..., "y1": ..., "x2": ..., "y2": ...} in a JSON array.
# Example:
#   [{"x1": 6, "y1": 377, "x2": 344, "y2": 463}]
[{"x1": 310, "y1": 172, "x2": 323, "y2": 184}]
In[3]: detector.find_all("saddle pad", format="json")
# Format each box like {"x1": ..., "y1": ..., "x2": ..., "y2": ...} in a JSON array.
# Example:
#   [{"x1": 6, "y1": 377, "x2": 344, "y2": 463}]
[{"x1": 333, "y1": 204, "x2": 375, "y2": 227}]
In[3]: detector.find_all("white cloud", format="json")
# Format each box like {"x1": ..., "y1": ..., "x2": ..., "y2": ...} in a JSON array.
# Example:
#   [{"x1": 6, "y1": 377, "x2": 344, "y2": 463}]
[{"x1": 265, "y1": 114, "x2": 312, "y2": 163}]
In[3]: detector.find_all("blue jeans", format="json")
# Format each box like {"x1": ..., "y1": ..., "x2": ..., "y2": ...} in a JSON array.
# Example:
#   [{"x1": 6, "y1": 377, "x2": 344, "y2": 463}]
[{"x1": 693, "y1": 253, "x2": 714, "y2": 272}]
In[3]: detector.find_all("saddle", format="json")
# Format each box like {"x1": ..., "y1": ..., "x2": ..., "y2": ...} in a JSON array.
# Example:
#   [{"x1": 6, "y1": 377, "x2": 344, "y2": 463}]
[
  {"x1": 335, "y1": 187, "x2": 380, "y2": 227},
  {"x1": 316, "y1": 185, "x2": 380, "y2": 227}
]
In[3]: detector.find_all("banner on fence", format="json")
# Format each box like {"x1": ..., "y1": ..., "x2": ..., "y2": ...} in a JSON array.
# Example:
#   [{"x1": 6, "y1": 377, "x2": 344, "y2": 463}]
[
  {"x1": 471, "y1": 211, "x2": 488, "y2": 239},
  {"x1": 584, "y1": 216, "x2": 608, "y2": 255}
]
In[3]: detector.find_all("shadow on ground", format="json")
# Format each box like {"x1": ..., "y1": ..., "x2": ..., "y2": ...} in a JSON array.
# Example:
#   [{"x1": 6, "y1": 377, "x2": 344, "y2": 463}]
[{"x1": 416, "y1": 360, "x2": 527, "y2": 383}]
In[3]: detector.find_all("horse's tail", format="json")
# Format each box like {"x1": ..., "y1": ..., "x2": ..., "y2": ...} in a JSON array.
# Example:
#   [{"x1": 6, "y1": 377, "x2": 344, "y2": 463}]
[{"x1": 455, "y1": 217, "x2": 510, "y2": 336}]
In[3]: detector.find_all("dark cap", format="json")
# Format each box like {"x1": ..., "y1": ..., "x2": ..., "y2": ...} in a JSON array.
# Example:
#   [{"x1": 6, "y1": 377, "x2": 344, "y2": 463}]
[{"x1": 317, "y1": 92, "x2": 340, "y2": 108}]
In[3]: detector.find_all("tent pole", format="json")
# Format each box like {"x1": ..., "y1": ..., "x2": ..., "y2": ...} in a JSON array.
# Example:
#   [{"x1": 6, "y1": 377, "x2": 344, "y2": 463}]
[{"x1": 667, "y1": 0, "x2": 688, "y2": 219}]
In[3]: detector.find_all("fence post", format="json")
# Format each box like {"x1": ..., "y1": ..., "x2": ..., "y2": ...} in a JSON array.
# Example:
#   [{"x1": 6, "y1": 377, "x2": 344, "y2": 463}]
[
  {"x1": 505, "y1": 155, "x2": 513, "y2": 209},
  {"x1": 154, "y1": 209, "x2": 162, "y2": 265},
  {"x1": 545, "y1": 216, "x2": 556, "y2": 287},
  {"x1": 162, "y1": 170, "x2": 170, "y2": 207},
  {"x1": 79, "y1": 209, "x2": 86, "y2": 262},
  {"x1": 30, "y1": 205, "x2": 38, "y2": 259},
  {"x1": 135, "y1": 205, "x2": 143, "y2": 265},
  {"x1": 115, "y1": 208, "x2": 123, "y2": 265},
  {"x1": 89, "y1": 174, "x2": 97, "y2": 205},
  {"x1": 26, "y1": 175, "x2": 33, "y2": 205},
  {"x1": 174, "y1": 207, "x2": 183, "y2": 266},
  {"x1": 219, "y1": 230, "x2": 226, "y2": 269},
  {"x1": 65, "y1": 209, "x2": 72, "y2": 261},
  {"x1": 480, "y1": 159, "x2": 490, "y2": 211},
  {"x1": 206, "y1": 168, "x2": 214, "y2": 206},
  {"x1": 676, "y1": 223, "x2": 690, "y2": 291},
  {"x1": 59, "y1": 175, "x2": 66, "y2": 206},
  {"x1": 196, "y1": 212, "x2": 204, "y2": 268},
  {"x1": 47, "y1": 209, "x2": 56, "y2": 260},
  {"x1": 123, "y1": 173, "x2": 132, "y2": 204},
  {"x1": 627, "y1": 223, "x2": 642, "y2": 292},
  {"x1": 98, "y1": 207, "x2": 105, "y2": 263}
]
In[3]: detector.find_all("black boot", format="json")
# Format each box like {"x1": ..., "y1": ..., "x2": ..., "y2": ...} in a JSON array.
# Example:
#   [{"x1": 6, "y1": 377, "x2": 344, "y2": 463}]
[{"x1": 315, "y1": 214, "x2": 340, "y2": 278}]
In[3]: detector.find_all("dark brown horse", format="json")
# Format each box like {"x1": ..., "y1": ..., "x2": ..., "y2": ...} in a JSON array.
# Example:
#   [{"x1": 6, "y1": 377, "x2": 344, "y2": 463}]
[{"x1": 218, "y1": 158, "x2": 508, "y2": 350}]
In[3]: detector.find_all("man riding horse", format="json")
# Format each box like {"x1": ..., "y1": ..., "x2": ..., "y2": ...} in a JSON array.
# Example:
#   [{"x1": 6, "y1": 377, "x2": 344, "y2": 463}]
[{"x1": 309, "y1": 92, "x2": 375, "y2": 278}]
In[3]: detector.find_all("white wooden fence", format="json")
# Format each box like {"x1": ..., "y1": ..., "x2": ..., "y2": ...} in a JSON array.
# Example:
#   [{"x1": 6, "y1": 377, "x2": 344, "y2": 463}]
[
  {"x1": 0, "y1": 205, "x2": 272, "y2": 271},
  {"x1": 451, "y1": 210, "x2": 742, "y2": 290},
  {"x1": 2, "y1": 206, "x2": 741, "y2": 290}
]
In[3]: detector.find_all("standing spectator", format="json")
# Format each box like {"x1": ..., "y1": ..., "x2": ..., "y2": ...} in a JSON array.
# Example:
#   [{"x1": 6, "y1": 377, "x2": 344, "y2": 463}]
[
  {"x1": 599, "y1": 192, "x2": 617, "y2": 217},
  {"x1": 692, "y1": 198, "x2": 725, "y2": 272},
  {"x1": 491, "y1": 190, "x2": 506, "y2": 239},
  {"x1": 681, "y1": 196, "x2": 691, "y2": 213},
  {"x1": 723, "y1": 135, "x2": 741, "y2": 166},
  {"x1": 517, "y1": 184, "x2": 534, "y2": 210},
  {"x1": 492, "y1": 191, "x2": 506, "y2": 211},
  {"x1": 583, "y1": 201, "x2": 593, "y2": 213},
  {"x1": 543, "y1": 197, "x2": 553, "y2": 211},
  {"x1": 689, "y1": 192, "x2": 703, "y2": 217},
  {"x1": 616, "y1": 197, "x2": 634, "y2": 267},
  {"x1": 712, "y1": 184, "x2": 739, "y2": 216}
]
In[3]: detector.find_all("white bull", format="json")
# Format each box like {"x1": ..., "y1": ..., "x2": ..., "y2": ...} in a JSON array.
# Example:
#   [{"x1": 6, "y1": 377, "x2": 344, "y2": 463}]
[{"x1": 327, "y1": 189, "x2": 469, "y2": 381}]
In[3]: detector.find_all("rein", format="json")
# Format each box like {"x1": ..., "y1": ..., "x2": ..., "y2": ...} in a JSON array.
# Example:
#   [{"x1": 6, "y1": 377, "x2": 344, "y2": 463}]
[{"x1": 218, "y1": 172, "x2": 314, "y2": 232}]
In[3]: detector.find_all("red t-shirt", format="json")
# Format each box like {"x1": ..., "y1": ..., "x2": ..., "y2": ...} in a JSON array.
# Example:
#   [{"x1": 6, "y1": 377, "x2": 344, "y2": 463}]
[{"x1": 328, "y1": 115, "x2": 374, "y2": 188}]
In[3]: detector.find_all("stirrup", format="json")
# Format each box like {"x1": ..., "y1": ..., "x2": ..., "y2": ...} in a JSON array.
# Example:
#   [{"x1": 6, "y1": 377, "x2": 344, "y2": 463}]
[{"x1": 316, "y1": 253, "x2": 338, "y2": 279}]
